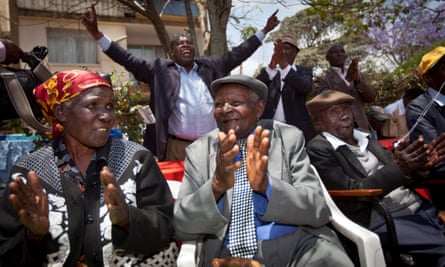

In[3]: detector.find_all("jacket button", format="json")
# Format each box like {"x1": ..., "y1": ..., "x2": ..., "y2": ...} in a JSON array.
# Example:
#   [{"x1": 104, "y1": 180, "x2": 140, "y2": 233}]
[{"x1": 85, "y1": 214, "x2": 94, "y2": 224}]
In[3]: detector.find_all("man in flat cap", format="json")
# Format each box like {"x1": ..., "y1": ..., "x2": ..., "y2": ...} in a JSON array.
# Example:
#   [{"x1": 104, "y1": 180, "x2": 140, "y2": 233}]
[
  {"x1": 306, "y1": 89, "x2": 445, "y2": 266},
  {"x1": 174, "y1": 75, "x2": 353, "y2": 266},
  {"x1": 406, "y1": 46, "x2": 445, "y2": 209},
  {"x1": 256, "y1": 35, "x2": 316, "y2": 143},
  {"x1": 313, "y1": 43, "x2": 376, "y2": 131}
]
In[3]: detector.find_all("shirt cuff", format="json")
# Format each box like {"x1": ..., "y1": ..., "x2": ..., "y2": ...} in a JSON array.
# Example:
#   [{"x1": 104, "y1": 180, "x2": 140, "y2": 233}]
[
  {"x1": 255, "y1": 31, "x2": 265, "y2": 42},
  {"x1": 97, "y1": 35, "x2": 112, "y2": 51},
  {"x1": 0, "y1": 41, "x2": 6, "y2": 63}
]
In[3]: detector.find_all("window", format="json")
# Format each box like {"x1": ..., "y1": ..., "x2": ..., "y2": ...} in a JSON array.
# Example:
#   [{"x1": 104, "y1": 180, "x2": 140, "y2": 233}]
[
  {"x1": 47, "y1": 29, "x2": 97, "y2": 64},
  {"x1": 127, "y1": 45, "x2": 164, "y2": 84}
]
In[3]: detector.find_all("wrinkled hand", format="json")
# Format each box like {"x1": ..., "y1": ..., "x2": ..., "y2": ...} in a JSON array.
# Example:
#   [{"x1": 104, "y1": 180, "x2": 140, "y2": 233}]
[
  {"x1": 261, "y1": 9, "x2": 279, "y2": 34},
  {"x1": 212, "y1": 256, "x2": 261, "y2": 267},
  {"x1": 81, "y1": 4, "x2": 103, "y2": 40},
  {"x1": 345, "y1": 57, "x2": 359, "y2": 83},
  {"x1": 212, "y1": 129, "x2": 240, "y2": 199},
  {"x1": 8, "y1": 171, "x2": 49, "y2": 238},
  {"x1": 394, "y1": 136, "x2": 430, "y2": 174},
  {"x1": 1, "y1": 39, "x2": 25, "y2": 64},
  {"x1": 246, "y1": 126, "x2": 270, "y2": 195},
  {"x1": 427, "y1": 132, "x2": 445, "y2": 168},
  {"x1": 100, "y1": 166, "x2": 129, "y2": 230}
]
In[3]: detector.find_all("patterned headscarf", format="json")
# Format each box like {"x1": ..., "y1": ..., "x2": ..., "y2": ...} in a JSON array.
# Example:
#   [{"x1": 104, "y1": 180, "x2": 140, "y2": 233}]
[{"x1": 34, "y1": 70, "x2": 112, "y2": 140}]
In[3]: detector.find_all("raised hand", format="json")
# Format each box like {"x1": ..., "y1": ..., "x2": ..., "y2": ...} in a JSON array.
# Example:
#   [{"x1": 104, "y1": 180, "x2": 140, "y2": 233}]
[
  {"x1": 427, "y1": 132, "x2": 445, "y2": 168},
  {"x1": 81, "y1": 4, "x2": 104, "y2": 40},
  {"x1": 8, "y1": 171, "x2": 49, "y2": 239},
  {"x1": 246, "y1": 126, "x2": 270, "y2": 195},
  {"x1": 212, "y1": 129, "x2": 241, "y2": 199},
  {"x1": 394, "y1": 136, "x2": 430, "y2": 174},
  {"x1": 100, "y1": 166, "x2": 129, "y2": 230},
  {"x1": 261, "y1": 9, "x2": 280, "y2": 35},
  {"x1": 345, "y1": 57, "x2": 359, "y2": 83}
]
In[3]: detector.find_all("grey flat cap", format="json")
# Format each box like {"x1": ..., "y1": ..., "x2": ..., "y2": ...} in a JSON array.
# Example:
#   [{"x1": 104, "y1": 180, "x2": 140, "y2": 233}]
[{"x1": 211, "y1": 74, "x2": 268, "y2": 102}]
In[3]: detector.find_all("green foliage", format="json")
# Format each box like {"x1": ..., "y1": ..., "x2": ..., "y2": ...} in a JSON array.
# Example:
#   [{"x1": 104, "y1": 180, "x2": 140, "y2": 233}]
[
  {"x1": 376, "y1": 40, "x2": 445, "y2": 105},
  {"x1": 111, "y1": 71, "x2": 145, "y2": 144}
]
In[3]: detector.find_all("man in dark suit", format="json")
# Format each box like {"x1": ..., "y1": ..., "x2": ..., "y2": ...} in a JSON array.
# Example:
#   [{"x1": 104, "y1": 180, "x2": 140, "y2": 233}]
[
  {"x1": 174, "y1": 75, "x2": 354, "y2": 267},
  {"x1": 82, "y1": 5, "x2": 279, "y2": 161},
  {"x1": 306, "y1": 90, "x2": 445, "y2": 266},
  {"x1": 406, "y1": 46, "x2": 445, "y2": 209},
  {"x1": 256, "y1": 35, "x2": 315, "y2": 142},
  {"x1": 313, "y1": 43, "x2": 376, "y2": 130}
]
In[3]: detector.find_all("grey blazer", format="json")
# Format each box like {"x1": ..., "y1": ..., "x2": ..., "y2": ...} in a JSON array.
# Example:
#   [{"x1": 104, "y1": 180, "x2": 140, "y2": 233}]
[{"x1": 174, "y1": 121, "x2": 341, "y2": 265}]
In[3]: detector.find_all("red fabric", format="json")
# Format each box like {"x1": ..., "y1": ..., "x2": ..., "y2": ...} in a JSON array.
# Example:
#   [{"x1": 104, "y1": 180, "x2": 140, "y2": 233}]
[
  {"x1": 377, "y1": 138, "x2": 398, "y2": 152},
  {"x1": 157, "y1": 161, "x2": 184, "y2": 182}
]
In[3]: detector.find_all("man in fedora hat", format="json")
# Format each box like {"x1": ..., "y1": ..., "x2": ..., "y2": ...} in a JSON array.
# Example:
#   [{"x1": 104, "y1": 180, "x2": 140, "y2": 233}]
[
  {"x1": 406, "y1": 46, "x2": 445, "y2": 208},
  {"x1": 306, "y1": 89, "x2": 445, "y2": 266},
  {"x1": 256, "y1": 35, "x2": 316, "y2": 143},
  {"x1": 174, "y1": 75, "x2": 353, "y2": 267}
]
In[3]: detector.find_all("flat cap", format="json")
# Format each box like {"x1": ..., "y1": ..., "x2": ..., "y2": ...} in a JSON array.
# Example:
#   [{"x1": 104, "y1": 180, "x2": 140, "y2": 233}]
[
  {"x1": 280, "y1": 35, "x2": 299, "y2": 51},
  {"x1": 211, "y1": 74, "x2": 268, "y2": 102},
  {"x1": 418, "y1": 46, "x2": 445, "y2": 76},
  {"x1": 306, "y1": 90, "x2": 355, "y2": 118}
]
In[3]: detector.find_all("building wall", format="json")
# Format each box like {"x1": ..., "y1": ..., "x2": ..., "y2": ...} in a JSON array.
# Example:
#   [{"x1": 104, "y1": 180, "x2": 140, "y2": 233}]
[{"x1": 15, "y1": 0, "x2": 203, "y2": 80}]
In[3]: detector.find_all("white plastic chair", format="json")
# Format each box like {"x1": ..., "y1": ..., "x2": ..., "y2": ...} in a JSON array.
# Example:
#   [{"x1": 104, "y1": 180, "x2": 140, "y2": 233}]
[
  {"x1": 168, "y1": 166, "x2": 386, "y2": 267},
  {"x1": 310, "y1": 165, "x2": 386, "y2": 267}
]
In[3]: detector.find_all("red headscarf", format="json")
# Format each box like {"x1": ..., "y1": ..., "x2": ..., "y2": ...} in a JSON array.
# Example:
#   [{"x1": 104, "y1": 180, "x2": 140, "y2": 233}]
[{"x1": 34, "y1": 70, "x2": 112, "y2": 139}]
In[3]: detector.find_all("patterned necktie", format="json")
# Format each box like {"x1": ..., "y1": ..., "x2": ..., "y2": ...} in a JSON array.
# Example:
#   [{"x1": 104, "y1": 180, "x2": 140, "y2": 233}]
[{"x1": 228, "y1": 140, "x2": 258, "y2": 258}]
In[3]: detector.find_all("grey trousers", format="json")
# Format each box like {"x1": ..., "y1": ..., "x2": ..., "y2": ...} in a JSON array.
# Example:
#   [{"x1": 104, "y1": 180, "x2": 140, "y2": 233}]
[{"x1": 217, "y1": 228, "x2": 354, "y2": 267}]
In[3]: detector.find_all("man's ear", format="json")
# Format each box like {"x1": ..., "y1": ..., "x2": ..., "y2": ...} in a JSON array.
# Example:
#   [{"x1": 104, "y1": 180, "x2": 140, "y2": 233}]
[
  {"x1": 53, "y1": 102, "x2": 66, "y2": 123},
  {"x1": 256, "y1": 100, "x2": 265, "y2": 120},
  {"x1": 423, "y1": 73, "x2": 433, "y2": 86},
  {"x1": 314, "y1": 120, "x2": 325, "y2": 133}
]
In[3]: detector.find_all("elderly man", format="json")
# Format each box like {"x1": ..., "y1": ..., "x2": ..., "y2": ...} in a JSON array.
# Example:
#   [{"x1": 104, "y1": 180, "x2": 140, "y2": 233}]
[
  {"x1": 406, "y1": 46, "x2": 445, "y2": 209},
  {"x1": 306, "y1": 90, "x2": 445, "y2": 267},
  {"x1": 82, "y1": 5, "x2": 279, "y2": 161},
  {"x1": 313, "y1": 43, "x2": 376, "y2": 130},
  {"x1": 256, "y1": 35, "x2": 315, "y2": 142},
  {"x1": 174, "y1": 75, "x2": 353, "y2": 267}
]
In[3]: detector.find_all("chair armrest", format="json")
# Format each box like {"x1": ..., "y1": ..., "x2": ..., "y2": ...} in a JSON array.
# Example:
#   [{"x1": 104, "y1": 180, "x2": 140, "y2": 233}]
[{"x1": 329, "y1": 189, "x2": 383, "y2": 197}]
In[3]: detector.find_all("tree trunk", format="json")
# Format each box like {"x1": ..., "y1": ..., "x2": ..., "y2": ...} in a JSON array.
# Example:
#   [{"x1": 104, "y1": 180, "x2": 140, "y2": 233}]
[
  {"x1": 184, "y1": 0, "x2": 199, "y2": 57},
  {"x1": 196, "y1": 0, "x2": 210, "y2": 56},
  {"x1": 206, "y1": 0, "x2": 231, "y2": 57},
  {"x1": 116, "y1": 0, "x2": 172, "y2": 58}
]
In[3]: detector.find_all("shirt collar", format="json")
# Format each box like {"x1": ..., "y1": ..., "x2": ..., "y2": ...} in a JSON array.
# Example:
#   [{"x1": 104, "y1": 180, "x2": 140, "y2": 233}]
[
  {"x1": 175, "y1": 61, "x2": 198, "y2": 73},
  {"x1": 427, "y1": 87, "x2": 445, "y2": 107},
  {"x1": 322, "y1": 129, "x2": 370, "y2": 152}
]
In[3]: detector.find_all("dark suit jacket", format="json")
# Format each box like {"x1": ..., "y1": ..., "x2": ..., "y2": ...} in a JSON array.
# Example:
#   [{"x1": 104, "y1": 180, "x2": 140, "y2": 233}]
[
  {"x1": 313, "y1": 67, "x2": 375, "y2": 130},
  {"x1": 256, "y1": 65, "x2": 316, "y2": 142},
  {"x1": 406, "y1": 91, "x2": 445, "y2": 208},
  {"x1": 306, "y1": 134, "x2": 407, "y2": 226},
  {"x1": 105, "y1": 35, "x2": 262, "y2": 160},
  {"x1": 406, "y1": 91, "x2": 445, "y2": 176}
]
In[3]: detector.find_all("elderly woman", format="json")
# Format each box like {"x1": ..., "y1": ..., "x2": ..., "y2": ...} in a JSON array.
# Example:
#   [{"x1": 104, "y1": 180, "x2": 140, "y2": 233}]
[{"x1": 0, "y1": 70, "x2": 176, "y2": 266}]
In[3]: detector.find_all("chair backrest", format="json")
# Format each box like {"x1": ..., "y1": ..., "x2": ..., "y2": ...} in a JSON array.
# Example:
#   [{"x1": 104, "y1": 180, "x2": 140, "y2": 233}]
[{"x1": 310, "y1": 165, "x2": 386, "y2": 267}]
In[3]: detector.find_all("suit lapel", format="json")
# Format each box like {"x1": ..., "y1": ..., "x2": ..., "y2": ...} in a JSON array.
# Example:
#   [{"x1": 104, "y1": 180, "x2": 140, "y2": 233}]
[{"x1": 336, "y1": 145, "x2": 368, "y2": 177}]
